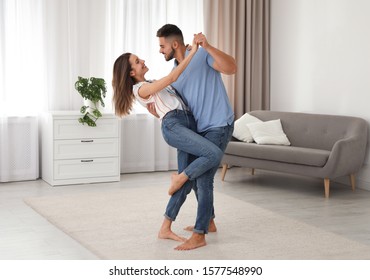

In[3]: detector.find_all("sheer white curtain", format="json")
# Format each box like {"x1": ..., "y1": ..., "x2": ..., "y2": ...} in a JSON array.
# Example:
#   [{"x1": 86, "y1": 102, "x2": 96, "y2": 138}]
[
  {"x1": 0, "y1": 0, "x2": 204, "y2": 177},
  {"x1": 1, "y1": 0, "x2": 45, "y2": 116},
  {"x1": 1, "y1": 0, "x2": 44, "y2": 181},
  {"x1": 42, "y1": 0, "x2": 108, "y2": 111}
]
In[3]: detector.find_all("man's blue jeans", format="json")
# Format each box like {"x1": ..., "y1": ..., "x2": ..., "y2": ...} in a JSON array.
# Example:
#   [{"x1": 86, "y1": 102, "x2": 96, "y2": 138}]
[
  {"x1": 164, "y1": 119, "x2": 234, "y2": 234},
  {"x1": 161, "y1": 110, "x2": 223, "y2": 180}
]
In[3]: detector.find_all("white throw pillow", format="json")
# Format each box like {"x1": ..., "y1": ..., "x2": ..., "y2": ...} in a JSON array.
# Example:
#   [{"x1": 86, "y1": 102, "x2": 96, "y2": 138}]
[
  {"x1": 246, "y1": 119, "x2": 291, "y2": 145},
  {"x1": 232, "y1": 113, "x2": 262, "y2": 142}
]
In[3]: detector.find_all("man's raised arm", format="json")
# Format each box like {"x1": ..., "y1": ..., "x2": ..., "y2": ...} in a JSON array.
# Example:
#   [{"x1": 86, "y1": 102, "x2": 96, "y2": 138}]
[{"x1": 193, "y1": 32, "x2": 237, "y2": 75}]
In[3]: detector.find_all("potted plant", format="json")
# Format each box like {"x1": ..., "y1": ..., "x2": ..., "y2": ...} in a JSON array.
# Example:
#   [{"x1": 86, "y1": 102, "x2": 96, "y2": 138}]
[{"x1": 75, "y1": 76, "x2": 107, "y2": 127}]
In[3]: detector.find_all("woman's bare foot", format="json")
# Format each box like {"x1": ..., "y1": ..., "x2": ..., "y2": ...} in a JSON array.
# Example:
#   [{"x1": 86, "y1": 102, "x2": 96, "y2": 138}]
[
  {"x1": 175, "y1": 233, "x2": 206, "y2": 250},
  {"x1": 184, "y1": 219, "x2": 217, "y2": 232},
  {"x1": 158, "y1": 218, "x2": 186, "y2": 242},
  {"x1": 168, "y1": 172, "x2": 188, "y2": 195},
  {"x1": 158, "y1": 229, "x2": 186, "y2": 242}
]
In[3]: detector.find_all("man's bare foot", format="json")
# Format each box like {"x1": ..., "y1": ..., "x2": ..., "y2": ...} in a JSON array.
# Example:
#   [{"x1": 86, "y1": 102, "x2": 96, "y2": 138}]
[
  {"x1": 158, "y1": 229, "x2": 186, "y2": 242},
  {"x1": 175, "y1": 233, "x2": 206, "y2": 250},
  {"x1": 168, "y1": 172, "x2": 188, "y2": 195},
  {"x1": 184, "y1": 219, "x2": 217, "y2": 232}
]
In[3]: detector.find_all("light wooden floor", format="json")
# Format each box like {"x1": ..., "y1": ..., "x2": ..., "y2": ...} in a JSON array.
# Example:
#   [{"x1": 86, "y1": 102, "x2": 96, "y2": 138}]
[{"x1": 1, "y1": 167, "x2": 370, "y2": 260}]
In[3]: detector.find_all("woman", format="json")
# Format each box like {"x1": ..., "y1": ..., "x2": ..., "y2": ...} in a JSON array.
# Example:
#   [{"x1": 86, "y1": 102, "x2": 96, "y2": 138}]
[{"x1": 112, "y1": 38, "x2": 223, "y2": 196}]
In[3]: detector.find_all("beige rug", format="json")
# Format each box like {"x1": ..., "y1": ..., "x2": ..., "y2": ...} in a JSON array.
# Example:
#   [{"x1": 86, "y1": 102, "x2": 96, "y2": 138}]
[{"x1": 24, "y1": 186, "x2": 370, "y2": 260}]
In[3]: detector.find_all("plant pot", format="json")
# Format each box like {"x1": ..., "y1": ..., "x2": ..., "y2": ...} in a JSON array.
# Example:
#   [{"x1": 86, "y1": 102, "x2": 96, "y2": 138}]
[{"x1": 83, "y1": 99, "x2": 99, "y2": 110}]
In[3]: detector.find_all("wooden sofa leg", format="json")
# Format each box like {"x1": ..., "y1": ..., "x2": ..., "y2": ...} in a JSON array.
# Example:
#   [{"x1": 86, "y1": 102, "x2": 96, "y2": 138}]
[
  {"x1": 324, "y1": 178, "x2": 330, "y2": 198},
  {"x1": 251, "y1": 168, "x2": 255, "y2": 175},
  {"x1": 221, "y1": 164, "x2": 228, "y2": 181},
  {"x1": 350, "y1": 174, "x2": 356, "y2": 191}
]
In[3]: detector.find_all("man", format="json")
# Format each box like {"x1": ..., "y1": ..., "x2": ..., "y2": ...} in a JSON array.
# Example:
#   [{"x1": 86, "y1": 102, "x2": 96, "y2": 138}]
[{"x1": 156, "y1": 24, "x2": 236, "y2": 250}]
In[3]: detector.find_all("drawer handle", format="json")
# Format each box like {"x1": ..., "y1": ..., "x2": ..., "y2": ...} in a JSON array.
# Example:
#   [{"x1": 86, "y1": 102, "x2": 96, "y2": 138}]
[
  {"x1": 81, "y1": 159, "x2": 94, "y2": 163},
  {"x1": 81, "y1": 140, "x2": 94, "y2": 143}
]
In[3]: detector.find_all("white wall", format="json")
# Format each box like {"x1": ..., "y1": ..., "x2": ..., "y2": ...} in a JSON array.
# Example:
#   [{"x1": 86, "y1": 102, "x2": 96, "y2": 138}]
[{"x1": 271, "y1": 0, "x2": 370, "y2": 190}]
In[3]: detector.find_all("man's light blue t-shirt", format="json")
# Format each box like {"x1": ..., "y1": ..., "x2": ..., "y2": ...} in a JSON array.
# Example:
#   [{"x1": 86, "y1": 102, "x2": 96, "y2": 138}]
[{"x1": 171, "y1": 47, "x2": 234, "y2": 132}]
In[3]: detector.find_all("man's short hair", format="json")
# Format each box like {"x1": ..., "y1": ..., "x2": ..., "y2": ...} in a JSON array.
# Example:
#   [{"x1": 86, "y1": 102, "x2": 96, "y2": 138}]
[{"x1": 156, "y1": 24, "x2": 184, "y2": 45}]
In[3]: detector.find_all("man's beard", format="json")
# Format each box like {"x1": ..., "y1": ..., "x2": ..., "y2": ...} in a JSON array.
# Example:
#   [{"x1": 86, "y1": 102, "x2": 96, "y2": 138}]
[{"x1": 166, "y1": 48, "x2": 175, "y2": 61}]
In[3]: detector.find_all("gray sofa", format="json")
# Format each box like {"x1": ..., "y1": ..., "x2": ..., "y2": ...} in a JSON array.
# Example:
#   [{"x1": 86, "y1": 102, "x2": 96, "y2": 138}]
[{"x1": 221, "y1": 110, "x2": 368, "y2": 198}]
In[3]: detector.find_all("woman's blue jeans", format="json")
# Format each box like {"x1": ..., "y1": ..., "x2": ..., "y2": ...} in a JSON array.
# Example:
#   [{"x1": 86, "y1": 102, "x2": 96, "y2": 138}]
[
  {"x1": 161, "y1": 110, "x2": 223, "y2": 180},
  {"x1": 163, "y1": 112, "x2": 234, "y2": 234}
]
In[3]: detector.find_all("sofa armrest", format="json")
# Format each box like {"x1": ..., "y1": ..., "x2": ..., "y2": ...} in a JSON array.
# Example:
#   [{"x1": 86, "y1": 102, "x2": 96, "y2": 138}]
[{"x1": 324, "y1": 136, "x2": 367, "y2": 178}]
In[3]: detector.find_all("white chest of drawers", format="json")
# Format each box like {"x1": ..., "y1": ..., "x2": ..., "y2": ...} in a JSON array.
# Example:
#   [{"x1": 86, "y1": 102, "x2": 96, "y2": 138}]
[{"x1": 41, "y1": 111, "x2": 120, "y2": 186}]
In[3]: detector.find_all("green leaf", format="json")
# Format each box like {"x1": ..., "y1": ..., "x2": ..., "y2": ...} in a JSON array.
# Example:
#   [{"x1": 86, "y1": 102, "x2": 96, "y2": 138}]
[
  {"x1": 80, "y1": 106, "x2": 88, "y2": 114},
  {"x1": 92, "y1": 109, "x2": 102, "y2": 118}
]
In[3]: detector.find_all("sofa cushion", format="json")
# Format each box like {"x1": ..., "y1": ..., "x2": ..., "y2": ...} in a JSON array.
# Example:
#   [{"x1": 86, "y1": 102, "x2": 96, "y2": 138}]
[
  {"x1": 247, "y1": 119, "x2": 291, "y2": 145},
  {"x1": 225, "y1": 141, "x2": 330, "y2": 167},
  {"x1": 232, "y1": 113, "x2": 262, "y2": 142}
]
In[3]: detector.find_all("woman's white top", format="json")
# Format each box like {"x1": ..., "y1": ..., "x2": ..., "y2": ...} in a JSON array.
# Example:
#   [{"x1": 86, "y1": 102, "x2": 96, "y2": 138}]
[{"x1": 133, "y1": 81, "x2": 183, "y2": 120}]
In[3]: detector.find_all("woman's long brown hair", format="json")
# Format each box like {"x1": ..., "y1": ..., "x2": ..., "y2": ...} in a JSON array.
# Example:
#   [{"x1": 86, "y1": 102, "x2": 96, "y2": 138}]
[{"x1": 112, "y1": 53, "x2": 135, "y2": 117}]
